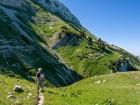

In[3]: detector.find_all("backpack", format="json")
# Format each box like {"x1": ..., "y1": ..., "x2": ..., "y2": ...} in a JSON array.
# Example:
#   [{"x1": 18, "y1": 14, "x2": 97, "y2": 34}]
[{"x1": 39, "y1": 73, "x2": 45, "y2": 81}]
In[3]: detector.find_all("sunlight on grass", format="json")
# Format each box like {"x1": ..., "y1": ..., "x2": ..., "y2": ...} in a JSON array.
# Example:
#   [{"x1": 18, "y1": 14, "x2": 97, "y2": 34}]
[
  {"x1": 44, "y1": 72, "x2": 140, "y2": 105},
  {"x1": 0, "y1": 75, "x2": 37, "y2": 105}
]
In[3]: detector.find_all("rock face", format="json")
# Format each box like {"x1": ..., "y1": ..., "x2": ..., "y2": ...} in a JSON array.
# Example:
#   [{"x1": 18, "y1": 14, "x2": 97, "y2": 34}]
[
  {"x1": 35, "y1": 0, "x2": 81, "y2": 26},
  {"x1": 0, "y1": 0, "x2": 81, "y2": 26},
  {"x1": 52, "y1": 34, "x2": 81, "y2": 50},
  {"x1": 0, "y1": 0, "x2": 30, "y2": 9}
]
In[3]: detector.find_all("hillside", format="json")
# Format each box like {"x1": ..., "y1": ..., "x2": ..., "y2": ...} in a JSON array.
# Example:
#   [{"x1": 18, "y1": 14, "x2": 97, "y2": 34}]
[
  {"x1": 44, "y1": 72, "x2": 140, "y2": 105},
  {"x1": 0, "y1": 74, "x2": 37, "y2": 105},
  {"x1": 0, "y1": 0, "x2": 140, "y2": 87},
  {"x1": 0, "y1": 0, "x2": 83, "y2": 86}
]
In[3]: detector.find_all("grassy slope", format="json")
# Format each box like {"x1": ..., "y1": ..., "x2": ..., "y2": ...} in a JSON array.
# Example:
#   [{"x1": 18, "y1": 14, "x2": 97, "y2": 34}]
[
  {"x1": 56, "y1": 41, "x2": 120, "y2": 78},
  {"x1": 0, "y1": 75, "x2": 37, "y2": 105},
  {"x1": 19, "y1": 1, "x2": 140, "y2": 79},
  {"x1": 28, "y1": 2, "x2": 140, "y2": 78},
  {"x1": 0, "y1": 0, "x2": 140, "y2": 89},
  {"x1": 0, "y1": 3, "x2": 83, "y2": 86},
  {"x1": 29, "y1": 1, "x2": 140, "y2": 79},
  {"x1": 1, "y1": 0, "x2": 139, "y2": 76},
  {"x1": 44, "y1": 72, "x2": 140, "y2": 105}
]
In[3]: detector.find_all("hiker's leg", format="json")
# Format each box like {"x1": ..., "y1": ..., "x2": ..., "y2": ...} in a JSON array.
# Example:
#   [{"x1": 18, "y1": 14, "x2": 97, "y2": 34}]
[
  {"x1": 37, "y1": 80, "x2": 40, "y2": 93},
  {"x1": 40, "y1": 81, "x2": 44, "y2": 91}
]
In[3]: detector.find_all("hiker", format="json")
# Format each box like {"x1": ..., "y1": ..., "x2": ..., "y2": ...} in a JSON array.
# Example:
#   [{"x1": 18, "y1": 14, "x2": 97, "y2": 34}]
[{"x1": 35, "y1": 68, "x2": 45, "y2": 92}]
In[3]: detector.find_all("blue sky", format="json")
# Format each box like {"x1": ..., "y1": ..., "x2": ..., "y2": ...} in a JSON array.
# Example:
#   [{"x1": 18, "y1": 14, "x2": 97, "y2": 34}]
[{"x1": 59, "y1": 0, "x2": 140, "y2": 55}]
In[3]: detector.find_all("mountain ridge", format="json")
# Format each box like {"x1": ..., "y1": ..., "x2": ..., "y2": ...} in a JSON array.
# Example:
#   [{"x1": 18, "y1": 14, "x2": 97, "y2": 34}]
[
  {"x1": 0, "y1": 3, "x2": 82, "y2": 86},
  {"x1": 0, "y1": 0, "x2": 140, "y2": 86},
  {"x1": 0, "y1": 0, "x2": 81, "y2": 26},
  {"x1": 137, "y1": 55, "x2": 140, "y2": 58}
]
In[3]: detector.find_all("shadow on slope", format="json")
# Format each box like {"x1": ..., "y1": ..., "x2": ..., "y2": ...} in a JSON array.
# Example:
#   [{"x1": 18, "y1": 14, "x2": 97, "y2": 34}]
[{"x1": 0, "y1": 4, "x2": 83, "y2": 87}]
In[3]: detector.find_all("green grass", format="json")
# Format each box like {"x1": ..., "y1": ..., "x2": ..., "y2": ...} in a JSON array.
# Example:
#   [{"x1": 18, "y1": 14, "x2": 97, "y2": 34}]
[
  {"x1": 44, "y1": 72, "x2": 140, "y2": 105},
  {"x1": 56, "y1": 40, "x2": 120, "y2": 78},
  {"x1": 29, "y1": 3, "x2": 80, "y2": 42},
  {"x1": 0, "y1": 74, "x2": 37, "y2": 105},
  {"x1": 0, "y1": 0, "x2": 140, "y2": 90}
]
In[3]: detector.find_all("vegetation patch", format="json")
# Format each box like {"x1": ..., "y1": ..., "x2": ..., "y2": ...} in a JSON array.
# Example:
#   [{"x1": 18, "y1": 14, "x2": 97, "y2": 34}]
[
  {"x1": 44, "y1": 72, "x2": 140, "y2": 105},
  {"x1": 0, "y1": 74, "x2": 37, "y2": 105}
]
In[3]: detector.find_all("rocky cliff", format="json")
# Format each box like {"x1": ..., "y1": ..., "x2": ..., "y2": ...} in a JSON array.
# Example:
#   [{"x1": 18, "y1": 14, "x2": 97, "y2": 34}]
[
  {"x1": 0, "y1": 0, "x2": 81, "y2": 26},
  {"x1": 36, "y1": 0, "x2": 81, "y2": 26}
]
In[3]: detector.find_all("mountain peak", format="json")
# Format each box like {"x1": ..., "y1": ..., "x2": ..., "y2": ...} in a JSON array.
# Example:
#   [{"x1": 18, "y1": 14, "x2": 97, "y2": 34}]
[
  {"x1": 0, "y1": 0, "x2": 81, "y2": 26},
  {"x1": 35, "y1": 0, "x2": 81, "y2": 26}
]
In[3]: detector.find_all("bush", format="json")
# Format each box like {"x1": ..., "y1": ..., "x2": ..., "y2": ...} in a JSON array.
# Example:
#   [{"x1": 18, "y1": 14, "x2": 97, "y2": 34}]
[{"x1": 29, "y1": 69, "x2": 36, "y2": 76}]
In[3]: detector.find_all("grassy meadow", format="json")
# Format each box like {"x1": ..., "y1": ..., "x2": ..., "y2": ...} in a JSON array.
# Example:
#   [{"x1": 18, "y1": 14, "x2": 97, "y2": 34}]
[
  {"x1": 44, "y1": 72, "x2": 140, "y2": 105},
  {"x1": 0, "y1": 75, "x2": 37, "y2": 105}
]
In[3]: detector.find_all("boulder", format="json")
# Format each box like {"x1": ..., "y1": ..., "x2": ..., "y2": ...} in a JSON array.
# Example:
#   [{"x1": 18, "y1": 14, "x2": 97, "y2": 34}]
[
  {"x1": 14, "y1": 85, "x2": 23, "y2": 92},
  {"x1": 7, "y1": 92, "x2": 15, "y2": 99},
  {"x1": 7, "y1": 94, "x2": 16, "y2": 99}
]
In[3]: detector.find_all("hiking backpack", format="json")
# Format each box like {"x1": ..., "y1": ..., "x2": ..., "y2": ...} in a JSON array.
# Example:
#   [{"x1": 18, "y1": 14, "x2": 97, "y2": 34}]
[{"x1": 39, "y1": 73, "x2": 45, "y2": 81}]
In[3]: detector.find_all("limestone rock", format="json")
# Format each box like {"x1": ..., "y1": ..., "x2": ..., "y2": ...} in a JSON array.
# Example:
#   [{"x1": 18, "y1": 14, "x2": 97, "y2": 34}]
[{"x1": 14, "y1": 85, "x2": 23, "y2": 92}]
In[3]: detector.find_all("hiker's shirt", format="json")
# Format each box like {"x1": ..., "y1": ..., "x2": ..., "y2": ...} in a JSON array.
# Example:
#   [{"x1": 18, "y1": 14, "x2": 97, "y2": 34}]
[{"x1": 36, "y1": 72, "x2": 44, "y2": 84}]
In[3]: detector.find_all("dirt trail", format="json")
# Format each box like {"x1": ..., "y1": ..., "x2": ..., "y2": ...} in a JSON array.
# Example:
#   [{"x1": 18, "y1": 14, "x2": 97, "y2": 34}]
[{"x1": 38, "y1": 91, "x2": 44, "y2": 105}]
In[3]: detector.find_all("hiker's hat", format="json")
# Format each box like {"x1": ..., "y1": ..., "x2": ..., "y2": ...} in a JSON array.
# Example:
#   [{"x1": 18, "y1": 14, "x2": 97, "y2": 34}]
[{"x1": 38, "y1": 68, "x2": 42, "y2": 72}]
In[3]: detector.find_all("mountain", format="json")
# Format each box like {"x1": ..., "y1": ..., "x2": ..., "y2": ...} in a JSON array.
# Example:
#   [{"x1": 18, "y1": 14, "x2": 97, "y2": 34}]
[
  {"x1": 137, "y1": 55, "x2": 140, "y2": 58},
  {"x1": 0, "y1": 0, "x2": 81, "y2": 26},
  {"x1": 0, "y1": 0, "x2": 140, "y2": 87},
  {"x1": 0, "y1": 0, "x2": 82, "y2": 86}
]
